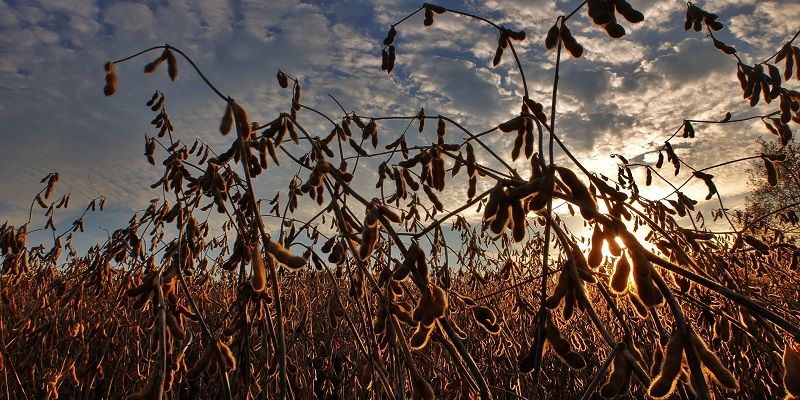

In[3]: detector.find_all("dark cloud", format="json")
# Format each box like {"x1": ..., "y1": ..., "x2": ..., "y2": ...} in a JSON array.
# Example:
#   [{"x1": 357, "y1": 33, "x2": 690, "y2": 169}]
[
  {"x1": 644, "y1": 38, "x2": 733, "y2": 85},
  {"x1": 557, "y1": 108, "x2": 637, "y2": 151},
  {"x1": 558, "y1": 67, "x2": 614, "y2": 106}
]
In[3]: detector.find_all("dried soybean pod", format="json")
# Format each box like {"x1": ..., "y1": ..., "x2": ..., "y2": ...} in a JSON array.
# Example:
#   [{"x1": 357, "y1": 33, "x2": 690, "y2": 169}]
[
  {"x1": 216, "y1": 340, "x2": 237, "y2": 371},
  {"x1": 219, "y1": 104, "x2": 233, "y2": 135},
  {"x1": 510, "y1": 199, "x2": 526, "y2": 242},
  {"x1": 231, "y1": 102, "x2": 252, "y2": 140},
  {"x1": 650, "y1": 344, "x2": 664, "y2": 376},
  {"x1": 276, "y1": 71, "x2": 289, "y2": 88},
  {"x1": 144, "y1": 52, "x2": 165, "y2": 73},
  {"x1": 104, "y1": 61, "x2": 117, "y2": 96},
  {"x1": 588, "y1": 0, "x2": 613, "y2": 24},
  {"x1": 544, "y1": 316, "x2": 585, "y2": 369},
  {"x1": 776, "y1": 44, "x2": 790, "y2": 64},
  {"x1": 451, "y1": 154, "x2": 462, "y2": 177},
  {"x1": 125, "y1": 280, "x2": 154, "y2": 297},
  {"x1": 432, "y1": 153, "x2": 445, "y2": 191},
  {"x1": 436, "y1": 116, "x2": 446, "y2": 139},
  {"x1": 588, "y1": 224, "x2": 604, "y2": 268},
  {"x1": 389, "y1": 302, "x2": 416, "y2": 326},
  {"x1": 412, "y1": 289, "x2": 431, "y2": 324},
  {"x1": 416, "y1": 108, "x2": 425, "y2": 133},
  {"x1": 424, "y1": 284, "x2": 448, "y2": 323},
  {"x1": 377, "y1": 204, "x2": 402, "y2": 223},
  {"x1": 569, "y1": 241, "x2": 595, "y2": 282},
  {"x1": 483, "y1": 184, "x2": 503, "y2": 222},
  {"x1": 349, "y1": 138, "x2": 369, "y2": 156},
  {"x1": 711, "y1": 38, "x2": 736, "y2": 55},
  {"x1": 165, "y1": 49, "x2": 178, "y2": 81},
  {"x1": 427, "y1": 4, "x2": 446, "y2": 14},
  {"x1": 266, "y1": 239, "x2": 307, "y2": 270},
  {"x1": 524, "y1": 119, "x2": 534, "y2": 158},
  {"x1": 187, "y1": 344, "x2": 214, "y2": 380},
  {"x1": 544, "y1": 270, "x2": 569, "y2": 309},
  {"x1": 610, "y1": 252, "x2": 631, "y2": 294},
  {"x1": 648, "y1": 331, "x2": 685, "y2": 399},
  {"x1": 383, "y1": 26, "x2": 396, "y2": 46},
  {"x1": 409, "y1": 323, "x2": 434, "y2": 349},
  {"x1": 528, "y1": 167, "x2": 555, "y2": 211},
  {"x1": 713, "y1": 314, "x2": 731, "y2": 342},
  {"x1": 556, "y1": 166, "x2": 597, "y2": 218},
  {"x1": 411, "y1": 375, "x2": 435, "y2": 400},
  {"x1": 250, "y1": 241, "x2": 267, "y2": 292},
  {"x1": 423, "y1": 184, "x2": 444, "y2": 212},
  {"x1": 467, "y1": 175, "x2": 477, "y2": 199},
  {"x1": 402, "y1": 168, "x2": 420, "y2": 191},
  {"x1": 545, "y1": 24, "x2": 560, "y2": 50},
  {"x1": 784, "y1": 342, "x2": 800, "y2": 398},
  {"x1": 465, "y1": 142, "x2": 476, "y2": 176},
  {"x1": 561, "y1": 351, "x2": 587, "y2": 370},
  {"x1": 606, "y1": 234, "x2": 622, "y2": 256},
  {"x1": 627, "y1": 290, "x2": 648, "y2": 318},
  {"x1": 603, "y1": 21, "x2": 626, "y2": 38},
  {"x1": 559, "y1": 23, "x2": 584, "y2": 57},
  {"x1": 564, "y1": 38, "x2": 584, "y2": 58},
  {"x1": 562, "y1": 290, "x2": 575, "y2": 321},
  {"x1": 505, "y1": 28, "x2": 526, "y2": 41},
  {"x1": 498, "y1": 115, "x2": 524, "y2": 132},
  {"x1": 794, "y1": 46, "x2": 800, "y2": 80},
  {"x1": 386, "y1": 44, "x2": 397, "y2": 74},
  {"x1": 473, "y1": 306, "x2": 497, "y2": 325},
  {"x1": 492, "y1": 44, "x2": 504, "y2": 66},
  {"x1": 328, "y1": 241, "x2": 344, "y2": 264},
  {"x1": 689, "y1": 331, "x2": 738, "y2": 390},
  {"x1": 600, "y1": 352, "x2": 631, "y2": 398},
  {"x1": 508, "y1": 175, "x2": 542, "y2": 199},
  {"x1": 627, "y1": 240, "x2": 663, "y2": 306},
  {"x1": 490, "y1": 200, "x2": 511, "y2": 234},
  {"x1": 165, "y1": 310, "x2": 185, "y2": 341},
  {"x1": 360, "y1": 225, "x2": 377, "y2": 260},
  {"x1": 511, "y1": 127, "x2": 524, "y2": 161},
  {"x1": 519, "y1": 342, "x2": 537, "y2": 373},
  {"x1": 423, "y1": 7, "x2": 434, "y2": 26},
  {"x1": 764, "y1": 157, "x2": 778, "y2": 187},
  {"x1": 614, "y1": 0, "x2": 644, "y2": 23},
  {"x1": 393, "y1": 255, "x2": 412, "y2": 281},
  {"x1": 743, "y1": 234, "x2": 770, "y2": 254},
  {"x1": 68, "y1": 363, "x2": 79, "y2": 386},
  {"x1": 265, "y1": 139, "x2": 279, "y2": 166}
]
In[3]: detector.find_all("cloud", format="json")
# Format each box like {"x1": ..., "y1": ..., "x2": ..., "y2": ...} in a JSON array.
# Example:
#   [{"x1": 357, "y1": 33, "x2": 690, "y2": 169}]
[
  {"x1": 558, "y1": 67, "x2": 616, "y2": 106},
  {"x1": 0, "y1": 0, "x2": 793, "y2": 249},
  {"x1": 579, "y1": 35, "x2": 647, "y2": 65},
  {"x1": 642, "y1": 37, "x2": 733, "y2": 85},
  {"x1": 727, "y1": 0, "x2": 800, "y2": 51},
  {"x1": 557, "y1": 109, "x2": 638, "y2": 152}
]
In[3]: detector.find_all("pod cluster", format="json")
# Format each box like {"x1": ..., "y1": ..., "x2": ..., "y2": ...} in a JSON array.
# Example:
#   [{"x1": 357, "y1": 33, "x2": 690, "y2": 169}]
[{"x1": 648, "y1": 330, "x2": 738, "y2": 398}]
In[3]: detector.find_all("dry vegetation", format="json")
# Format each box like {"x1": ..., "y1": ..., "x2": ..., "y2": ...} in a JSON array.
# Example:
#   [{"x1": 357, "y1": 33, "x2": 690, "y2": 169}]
[{"x1": 2, "y1": 1, "x2": 800, "y2": 399}]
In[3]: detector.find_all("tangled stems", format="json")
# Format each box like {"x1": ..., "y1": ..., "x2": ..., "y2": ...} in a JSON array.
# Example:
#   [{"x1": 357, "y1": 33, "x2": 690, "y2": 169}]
[{"x1": 9, "y1": 2, "x2": 796, "y2": 399}]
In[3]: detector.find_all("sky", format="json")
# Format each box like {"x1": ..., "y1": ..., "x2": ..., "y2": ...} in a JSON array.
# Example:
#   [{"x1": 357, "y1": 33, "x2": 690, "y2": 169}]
[{"x1": 0, "y1": 0, "x2": 798, "y2": 251}]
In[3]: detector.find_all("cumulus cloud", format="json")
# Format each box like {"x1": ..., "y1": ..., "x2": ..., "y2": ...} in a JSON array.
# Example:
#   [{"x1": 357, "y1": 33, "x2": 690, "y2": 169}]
[
  {"x1": 642, "y1": 38, "x2": 733, "y2": 84},
  {"x1": 726, "y1": 1, "x2": 800, "y2": 51},
  {"x1": 0, "y1": 0, "x2": 794, "y2": 247}
]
